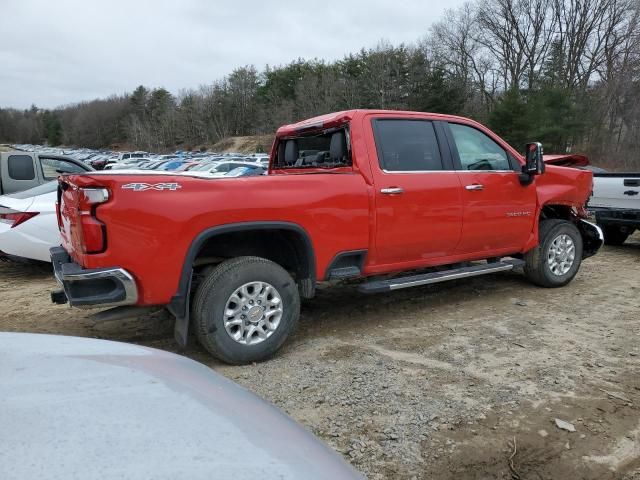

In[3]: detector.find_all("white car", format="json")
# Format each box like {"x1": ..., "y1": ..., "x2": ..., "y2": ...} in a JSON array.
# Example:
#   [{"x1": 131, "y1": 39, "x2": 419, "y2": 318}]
[
  {"x1": 117, "y1": 151, "x2": 147, "y2": 161},
  {"x1": 0, "y1": 182, "x2": 58, "y2": 262}
]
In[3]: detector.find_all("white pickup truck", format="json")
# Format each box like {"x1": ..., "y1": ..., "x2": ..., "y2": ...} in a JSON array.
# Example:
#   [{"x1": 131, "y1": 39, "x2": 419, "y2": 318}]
[
  {"x1": 0, "y1": 152, "x2": 92, "y2": 195},
  {"x1": 589, "y1": 173, "x2": 640, "y2": 245}
]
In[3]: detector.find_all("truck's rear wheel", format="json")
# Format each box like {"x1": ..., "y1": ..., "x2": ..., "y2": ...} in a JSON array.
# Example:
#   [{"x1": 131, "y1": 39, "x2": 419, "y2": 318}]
[
  {"x1": 524, "y1": 219, "x2": 583, "y2": 288},
  {"x1": 192, "y1": 256, "x2": 300, "y2": 364},
  {"x1": 602, "y1": 225, "x2": 631, "y2": 245}
]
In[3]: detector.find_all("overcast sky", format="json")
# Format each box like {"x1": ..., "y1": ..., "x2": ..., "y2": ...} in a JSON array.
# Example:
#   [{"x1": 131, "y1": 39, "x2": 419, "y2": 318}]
[{"x1": 1, "y1": 0, "x2": 466, "y2": 109}]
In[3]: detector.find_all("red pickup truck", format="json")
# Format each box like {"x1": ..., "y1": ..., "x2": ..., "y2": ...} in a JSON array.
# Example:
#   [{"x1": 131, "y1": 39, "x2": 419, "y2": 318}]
[{"x1": 50, "y1": 110, "x2": 603, "y2": 364}]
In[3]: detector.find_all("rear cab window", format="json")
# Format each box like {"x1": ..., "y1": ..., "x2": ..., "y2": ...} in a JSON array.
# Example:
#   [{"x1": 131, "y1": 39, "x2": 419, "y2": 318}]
[
  {"x1": 273, "y1": 128, "x2": 351, "y2": 170},
  {"x1": 372, "y1": 119, "x2": 444, "y2": 172}
]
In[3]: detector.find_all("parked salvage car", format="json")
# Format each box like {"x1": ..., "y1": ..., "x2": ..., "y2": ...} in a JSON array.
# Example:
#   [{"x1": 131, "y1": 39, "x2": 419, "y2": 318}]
[
  {"x1": 157, "y1": 159, "x2": 188, "y2": 171},
  {"x1": 0, "y1": 152, "x2": 92, "y2": 195},
  {"x1": 224, "y1": 165, "x2": 267, "y2": 177},
  {"x1": 174, "y1": 161, "x2": 202, "y2": 172},
  {"x1": 191, "y1": 161, "x2": 259, "y2": 175},
  {"x1": 588, "y1": 172, "x2": 640, "y2": 245},
  {"x1": 0, "y1": 332, "x2": 362, "y2": 480},
  {"x1": 107, "y1": 158, "x2": 153, "y2": 170},
  {"x1": 50, "y1": 109, "x2": 603, "y2": 365},
  {"x1": 117, "y1": 151, "x2": 147, "y2": 161},
  {"x1": 0, "y1": 182, "x2": 58, "y2": 262}
]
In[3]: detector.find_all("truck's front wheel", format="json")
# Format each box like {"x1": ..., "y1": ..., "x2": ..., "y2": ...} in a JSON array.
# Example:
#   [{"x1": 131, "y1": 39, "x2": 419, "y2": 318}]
[
  {"x1": 192, "y1": 256, "x2": 300, "y2": 364},
  {"x1": 524, "y1": 219, "x2": 583, "y2": 288}
]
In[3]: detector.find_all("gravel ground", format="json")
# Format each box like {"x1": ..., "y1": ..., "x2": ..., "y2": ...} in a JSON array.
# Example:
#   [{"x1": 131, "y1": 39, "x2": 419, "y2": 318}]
[{"x1": 1, "y1": 235, "x2": 639, "y2": 479}]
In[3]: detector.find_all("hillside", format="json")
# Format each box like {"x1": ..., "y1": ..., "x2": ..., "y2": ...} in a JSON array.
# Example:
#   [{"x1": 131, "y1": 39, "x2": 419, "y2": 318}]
[{"x1": 210, "y1": 135, "x2": 274, "y2": 154}]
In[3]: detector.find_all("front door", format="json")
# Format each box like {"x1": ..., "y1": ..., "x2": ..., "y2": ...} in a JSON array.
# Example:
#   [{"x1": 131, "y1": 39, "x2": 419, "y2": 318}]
[
  {"x1": 369, "y1": 118, "x2": 463, "y2": 268},
  {"x1": 446, "y1": 122, "x2": 537, "y2": 255}
]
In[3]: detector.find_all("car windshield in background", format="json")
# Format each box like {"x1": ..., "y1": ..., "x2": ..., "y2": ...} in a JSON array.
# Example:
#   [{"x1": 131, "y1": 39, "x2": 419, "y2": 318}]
[
  {"x1": 225, "y1": 166, "x2": 265, "y2": 177},
  {"x1": 190, "y1": 162, "x2": 217, "y2": 172}
]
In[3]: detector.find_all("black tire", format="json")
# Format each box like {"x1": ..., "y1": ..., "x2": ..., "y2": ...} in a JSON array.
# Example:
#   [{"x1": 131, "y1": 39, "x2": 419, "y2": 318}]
[
  {"x1": 602, "y1": 225, "x2": 631, "y2": 246},
  {"x1": 524, "y1": 219, "x2": 583, "y2": 288},
  {"x1": 192, "y1": 256, "x2": 300, "y2": 365}
]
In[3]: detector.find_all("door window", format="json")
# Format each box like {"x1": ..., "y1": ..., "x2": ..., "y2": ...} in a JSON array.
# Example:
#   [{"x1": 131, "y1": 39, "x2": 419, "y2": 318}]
[
  {"x1": 40, "y1": 158, "x2": 87, "y2": 180},
  {"x1": 8, "y1": 155, "x2": 36, "y2": 180},
  {"x1": 449, "y1": 123, "x2": 512, "y2": 171},
  {"x1": 373, "y1": 120, "x2": 443, "y2": 171}
]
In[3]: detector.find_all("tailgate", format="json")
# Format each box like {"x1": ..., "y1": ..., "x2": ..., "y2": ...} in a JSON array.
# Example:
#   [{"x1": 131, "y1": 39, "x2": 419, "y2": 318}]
[
  {"x1": 590, "y1": 174, "x2": 640, "y2": 210},
  {"x1": 57, "y1": 178, "x2": 84, "y2": 261}
]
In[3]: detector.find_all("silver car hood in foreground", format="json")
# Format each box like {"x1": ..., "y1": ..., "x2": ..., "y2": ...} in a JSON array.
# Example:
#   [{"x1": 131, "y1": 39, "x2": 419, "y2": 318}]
[{"x1": 0, "y1": 333, "x2": 362, "y2": 480}]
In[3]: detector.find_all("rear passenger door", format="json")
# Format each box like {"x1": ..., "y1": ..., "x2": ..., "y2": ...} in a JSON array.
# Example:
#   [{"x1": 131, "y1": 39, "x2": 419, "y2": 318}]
[
  {"x1": 445, "y1": 122, "x2": 537, "y2": 255},
  {"x1": 0, "y1": 153, "x2": 40, "y2": 194},
  {"x1": 369, "y1": 117, "x2": 463, "y2": 267}
]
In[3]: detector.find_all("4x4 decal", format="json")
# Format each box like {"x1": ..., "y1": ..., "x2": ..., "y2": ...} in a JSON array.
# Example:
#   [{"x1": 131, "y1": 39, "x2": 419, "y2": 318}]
[{"x1": 122, "y1": 183, "x2": 181, "y2": 192}]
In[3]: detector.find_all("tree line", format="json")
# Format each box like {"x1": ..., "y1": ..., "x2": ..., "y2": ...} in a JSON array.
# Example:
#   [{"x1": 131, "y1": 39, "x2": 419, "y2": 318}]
[{"x1": 1, "y1": 0, "x2": 638, "y2": 169}]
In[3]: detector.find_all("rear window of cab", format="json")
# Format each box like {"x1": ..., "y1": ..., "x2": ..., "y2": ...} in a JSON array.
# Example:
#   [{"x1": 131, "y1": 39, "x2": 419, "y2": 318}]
[{"x1": 273, "y1": 129, "x2": 351, "y2": 169}]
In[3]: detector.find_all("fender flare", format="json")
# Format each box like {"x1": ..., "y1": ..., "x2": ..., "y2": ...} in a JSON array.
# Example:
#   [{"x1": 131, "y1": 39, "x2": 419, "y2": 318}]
[{"x1": 168, "y1": 221, "x2": 316, "y2": 347}]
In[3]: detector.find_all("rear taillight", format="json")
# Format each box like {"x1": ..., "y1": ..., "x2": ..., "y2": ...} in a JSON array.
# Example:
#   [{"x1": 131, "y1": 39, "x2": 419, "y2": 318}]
[
  {"x1": 77, "y1": 188, "x2": 109, "y2": 254},
  {"x1": 0, "y1": 209, "x2": 39, "y2": 228}
]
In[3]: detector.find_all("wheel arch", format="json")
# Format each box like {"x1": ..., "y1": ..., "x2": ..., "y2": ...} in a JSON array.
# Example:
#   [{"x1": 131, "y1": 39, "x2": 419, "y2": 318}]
[
  {"x1": 168, "y1": 221, "x2": 316, "y2": 325},
  {"x1": 530, "y1": 204, "x2": 602, "y2": 259}
]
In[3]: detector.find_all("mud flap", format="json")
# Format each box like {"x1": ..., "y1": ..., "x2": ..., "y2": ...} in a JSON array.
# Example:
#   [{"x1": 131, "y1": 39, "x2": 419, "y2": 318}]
[
  {"x1": 173, "y1": 311, "x2": 189, "y2": 349},
  {"x1": 171, "y1": 274, "x2": 193, "y2": 349}
]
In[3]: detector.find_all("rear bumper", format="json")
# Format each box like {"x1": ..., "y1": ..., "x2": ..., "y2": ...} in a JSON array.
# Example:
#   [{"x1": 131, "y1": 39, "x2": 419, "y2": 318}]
[
  {"x1": 591, "y1": 207, "x2": 640, "y2": 228},
  {"x1": 50, "y1": 246, "x2": 138, "y2": 308}
]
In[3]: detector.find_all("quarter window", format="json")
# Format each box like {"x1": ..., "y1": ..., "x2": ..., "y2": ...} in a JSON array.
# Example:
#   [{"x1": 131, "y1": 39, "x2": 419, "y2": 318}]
[
  {"x1": 374, "y1": 120, "x2": 443, "y2": 171},
  {"x1": 449, "y1": 123, "x2": 512, "y2": 171}
]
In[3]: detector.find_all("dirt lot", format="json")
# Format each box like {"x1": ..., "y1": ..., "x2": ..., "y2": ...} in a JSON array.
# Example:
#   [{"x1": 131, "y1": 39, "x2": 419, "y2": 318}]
[{"x1": 1, "y1": 236, "x2": 639, "y2": 479}]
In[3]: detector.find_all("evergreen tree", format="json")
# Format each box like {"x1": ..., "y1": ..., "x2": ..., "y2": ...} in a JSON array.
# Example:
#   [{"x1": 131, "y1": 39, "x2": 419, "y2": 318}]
[{"x1": 488, "y1": 89, "x2": 530, "y2": 148}]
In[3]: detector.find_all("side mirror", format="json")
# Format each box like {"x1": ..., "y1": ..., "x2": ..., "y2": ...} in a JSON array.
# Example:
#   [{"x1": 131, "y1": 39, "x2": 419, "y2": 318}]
[{"x1": 524, "y1": 142, "x2": 544, "y2": 175}]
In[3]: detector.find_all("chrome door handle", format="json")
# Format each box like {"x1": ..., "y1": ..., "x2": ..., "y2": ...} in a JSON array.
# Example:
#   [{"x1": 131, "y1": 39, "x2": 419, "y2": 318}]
[
  {"x1": 465, "y1": 184, "x2": 484, "y2": 191},
  {"x1": 381, "y1": 187, "x2": 404, "y2": 195}
]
